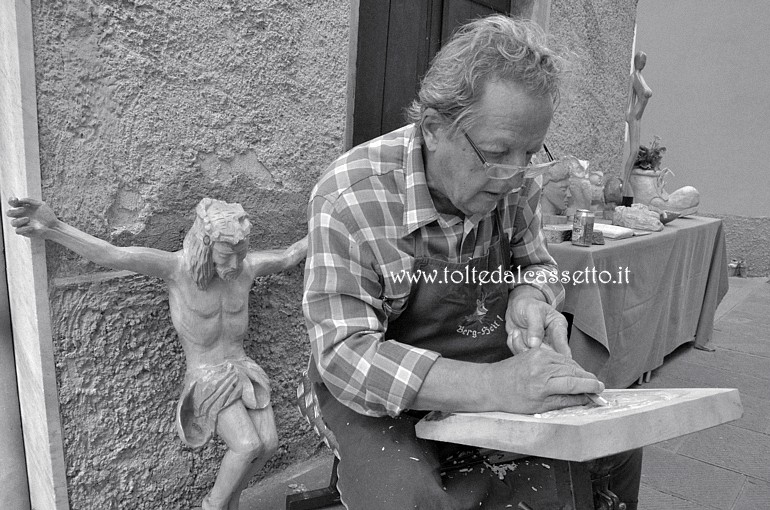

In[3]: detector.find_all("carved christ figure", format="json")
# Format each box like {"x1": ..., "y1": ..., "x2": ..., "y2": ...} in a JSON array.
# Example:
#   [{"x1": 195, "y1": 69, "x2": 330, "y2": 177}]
[
  {"x1": 621, "y1": 51, "x2": 653, "y2": 201},
  {"x1": 6, "y1": 196, "x2": 308, "y2": 510}
]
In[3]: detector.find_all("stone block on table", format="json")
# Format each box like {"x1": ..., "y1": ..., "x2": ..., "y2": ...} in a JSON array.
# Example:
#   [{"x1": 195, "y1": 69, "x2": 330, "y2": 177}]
[{"x1": 543, "y1": 224, "x2": 572, "y2": 243}]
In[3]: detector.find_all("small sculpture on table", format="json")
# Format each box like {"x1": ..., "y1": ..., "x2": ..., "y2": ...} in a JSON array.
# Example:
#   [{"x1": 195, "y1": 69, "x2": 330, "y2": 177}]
[
  {"x1": 603, "y1": 175, "x2": 623, "y2": 209},
  {"x1": 621, "y1": 50, "x2": 654, "y2": 206},
  {"x1": 566, "y1": 156, "x2": 593, "y2": 215},
  {"x1": 541, "y1": 159, "x2": 572, "y2": 218},
  {"x1": 588, "y1": 165, "x2": 606, "y2": 214},
  {"x1": 541, "y1": 155, "x2": 593, "y2": 220},
  {"x1": 612, "y1": 203, "x2": 663, "y2": 232},
  {"x1": 6, "y1": 196, "x2": 308, "y2": 510}
]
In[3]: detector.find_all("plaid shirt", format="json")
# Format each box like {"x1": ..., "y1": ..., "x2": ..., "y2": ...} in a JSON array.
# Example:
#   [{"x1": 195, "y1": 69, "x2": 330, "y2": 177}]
[{"x1": 304, "y1": 124, "x2": 564, "y2": 417}]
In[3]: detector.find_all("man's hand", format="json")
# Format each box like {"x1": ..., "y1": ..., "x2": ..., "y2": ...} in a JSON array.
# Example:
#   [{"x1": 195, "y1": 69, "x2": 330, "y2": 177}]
[
  {"x1": 483, "y1": 347, "x2": 604, "y2": 414},
  {"x1": 505, "y1": 292, "x2": 570, "y2": 357},
  {"x1": 6, "y1": 197, "x2": 59, "y2": 238}
]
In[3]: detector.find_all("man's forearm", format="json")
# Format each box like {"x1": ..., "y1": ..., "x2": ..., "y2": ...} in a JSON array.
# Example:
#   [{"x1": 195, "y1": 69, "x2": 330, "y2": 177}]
[
  {"x1": 411, "y1": 346, "x2": 601, "y2": 415},
  {"x1": 410, "y1": 357, "x2": 495, "y2": 413},
  {"x1": 409, "y1": 285, "x2": 555, "y2": 414}
]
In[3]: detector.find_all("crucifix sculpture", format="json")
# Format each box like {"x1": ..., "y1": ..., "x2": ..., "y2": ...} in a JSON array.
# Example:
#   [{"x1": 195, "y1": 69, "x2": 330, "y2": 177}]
[{"x1": 7, "y1": 196, "x2": 307, "y2": 510}]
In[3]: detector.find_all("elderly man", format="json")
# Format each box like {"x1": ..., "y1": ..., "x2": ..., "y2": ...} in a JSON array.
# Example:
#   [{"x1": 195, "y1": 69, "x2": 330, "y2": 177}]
[
  {"x1": 303, "y1": 15, "x2": 641, "y2": 510},
  {"x1": 7, "y1": 196, "x2": 306, "y2": 510}
]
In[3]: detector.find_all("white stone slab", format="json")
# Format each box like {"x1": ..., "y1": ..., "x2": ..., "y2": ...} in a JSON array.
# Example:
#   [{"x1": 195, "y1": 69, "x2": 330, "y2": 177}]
[{"x1": 415, "y1": 388, "x2": 743, "y2": 462}]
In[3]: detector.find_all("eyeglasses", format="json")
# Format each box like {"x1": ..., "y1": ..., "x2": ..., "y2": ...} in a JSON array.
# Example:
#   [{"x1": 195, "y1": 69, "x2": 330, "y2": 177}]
[{"x1": 463, "y1": 132, "x2": 556, "y2": 181}]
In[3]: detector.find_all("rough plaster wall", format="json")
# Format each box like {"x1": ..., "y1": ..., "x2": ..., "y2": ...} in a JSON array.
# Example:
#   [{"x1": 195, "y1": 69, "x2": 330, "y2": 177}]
[
  {"x1": 32, "y1": 0, "x2": 348, "y2": 507},
  {"x1": 33, "y1": 0, "x2": 347, "y2": 270},
  {"x1": 703, "y1": 214, "x2": 770, "y2": 277},
  {"x1": 546, "y1": 1, "x2": 638, "y2": 180},
  {"x1": 51, "y1": 274, "x2": 187, "y2": 508},
  {"x1": 51, "y1": 268, "x2": 310, "y2": 509}
]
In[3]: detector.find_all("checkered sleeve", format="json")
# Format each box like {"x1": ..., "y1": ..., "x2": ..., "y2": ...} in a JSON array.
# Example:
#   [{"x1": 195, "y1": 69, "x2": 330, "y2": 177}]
[
  {"x1": 303, "y1": 194, "x2": 440, "y2": 418},
  {"x1": 509, "y1": 177, "x2": 565, "y2": 308}
]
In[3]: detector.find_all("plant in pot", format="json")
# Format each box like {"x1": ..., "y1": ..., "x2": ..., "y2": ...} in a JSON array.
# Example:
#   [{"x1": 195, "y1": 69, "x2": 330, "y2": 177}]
[
  {"x1": 634, "y1": 136, "x2": 666, "y2": 172},
  {"x1": 628, "y1": 136, "x2": 699, "y2": 218}
]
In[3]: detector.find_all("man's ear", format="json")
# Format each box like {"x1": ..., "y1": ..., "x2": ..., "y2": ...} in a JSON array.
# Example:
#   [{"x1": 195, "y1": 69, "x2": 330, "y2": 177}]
[{"x1": 420, "y1": 108, "x2": 447, "y2": 152}]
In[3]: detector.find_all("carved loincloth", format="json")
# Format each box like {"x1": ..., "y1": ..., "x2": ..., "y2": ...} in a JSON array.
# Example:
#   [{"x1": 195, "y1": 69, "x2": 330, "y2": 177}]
[{"x1": 175, "y1": 357, "x2": 271, "y2": 448}]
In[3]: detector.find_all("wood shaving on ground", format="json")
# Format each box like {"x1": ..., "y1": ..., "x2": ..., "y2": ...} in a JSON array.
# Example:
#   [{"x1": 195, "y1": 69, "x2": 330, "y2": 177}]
[
  {"x1": 287, "y1": 483, "x2": 307, "y2": 493},
  {"x1": 484, "y1": 461, "x2": 517, "y2": 480}
]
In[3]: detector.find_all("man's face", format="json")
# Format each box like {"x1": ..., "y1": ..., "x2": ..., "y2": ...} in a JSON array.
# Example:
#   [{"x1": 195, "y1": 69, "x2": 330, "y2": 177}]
[
  {"x1": 423, "y1": 80, "x2": 554, "y2": 217},
  {"x1": 544, "y1": 179, "x2": 571, "y2": 213},
  {"x1": 211, "y1": 240, "x2": 248, "y2": 281}
]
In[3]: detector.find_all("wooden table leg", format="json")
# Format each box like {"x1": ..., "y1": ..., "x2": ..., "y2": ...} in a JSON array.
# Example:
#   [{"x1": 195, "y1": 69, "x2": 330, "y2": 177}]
[{"x1": 552, "y1": 459, "x2": 594, "y2": 510}]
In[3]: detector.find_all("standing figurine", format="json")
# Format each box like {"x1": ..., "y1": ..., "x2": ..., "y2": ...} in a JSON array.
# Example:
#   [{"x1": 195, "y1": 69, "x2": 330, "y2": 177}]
[
  {"x1": 565, "y1": 156, "x2": 593, "y2": 214},
  {"x1": 621, "y1": 51, "x2": 653, "y2": 205},
  {"x1": 6, "y1": 196, "x2": 307, "y2": 510}
]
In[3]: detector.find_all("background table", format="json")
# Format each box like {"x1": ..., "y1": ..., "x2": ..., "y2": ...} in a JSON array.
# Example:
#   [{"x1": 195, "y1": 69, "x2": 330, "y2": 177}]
[{"x1": 548, "y1": 216, "x2": 728, "y2": 388}]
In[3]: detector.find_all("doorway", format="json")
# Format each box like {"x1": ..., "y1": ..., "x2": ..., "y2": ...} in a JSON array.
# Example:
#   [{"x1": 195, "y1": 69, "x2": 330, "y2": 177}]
[{"x1": 350, "y1": 0, "x2": 511, "y2": 147}]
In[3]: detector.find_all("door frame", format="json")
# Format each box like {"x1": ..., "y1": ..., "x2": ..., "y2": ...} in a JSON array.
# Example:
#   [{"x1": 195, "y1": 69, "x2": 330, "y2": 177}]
[
  {"x1": 0, "y1": 197, "x2": 31, "y2": 509},
  {"x1": 0, "y1": 1, "x2": 69, "y2": 508}
]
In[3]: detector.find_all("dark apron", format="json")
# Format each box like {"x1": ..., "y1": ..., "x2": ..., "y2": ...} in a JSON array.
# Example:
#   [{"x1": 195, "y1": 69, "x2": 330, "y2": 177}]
[{"x1": 384, "y1": 210, "x2": 511, "y2": 363}]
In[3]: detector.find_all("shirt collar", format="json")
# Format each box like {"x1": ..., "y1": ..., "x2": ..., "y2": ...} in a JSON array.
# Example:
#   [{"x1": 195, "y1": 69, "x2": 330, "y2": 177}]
[{"x1": 402, "y1": 125, "x2": 443, "y2": 234}]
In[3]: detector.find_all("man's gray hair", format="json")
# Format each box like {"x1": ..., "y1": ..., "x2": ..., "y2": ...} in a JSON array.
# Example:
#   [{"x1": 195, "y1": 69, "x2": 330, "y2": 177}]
[{"x1": 407, "y1": 15, "x2": 568, "y2": 134}]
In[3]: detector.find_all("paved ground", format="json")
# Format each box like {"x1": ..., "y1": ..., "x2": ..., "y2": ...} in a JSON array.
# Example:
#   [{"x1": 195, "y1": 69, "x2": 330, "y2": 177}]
[
  {"x1": 637, "y1": 277, "x2": 770, "y2": 510},
  {"x1": 242, "y1": 276, "x2": 770, "y2": 510}
]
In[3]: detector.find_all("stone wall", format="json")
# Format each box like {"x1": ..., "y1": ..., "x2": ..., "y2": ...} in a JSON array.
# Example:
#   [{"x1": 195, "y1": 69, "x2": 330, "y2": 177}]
[
  {"x1": 704, "y1": 214, "x2": 770, "y2": 277},
  {"x1": 32, "y1": 0, "x2": 349, "y2": 508},
  {"x1": 546, "y1": 1, "x2": 638, "y2": 181}
]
